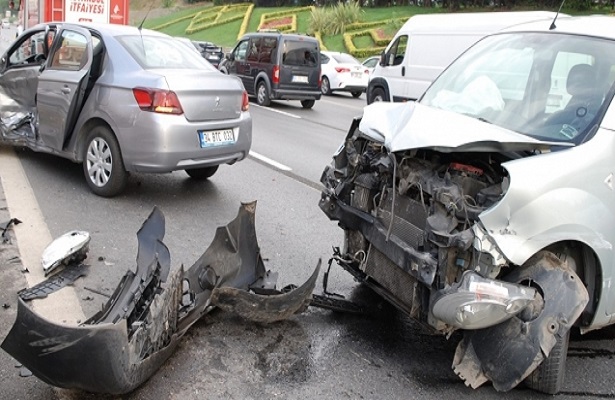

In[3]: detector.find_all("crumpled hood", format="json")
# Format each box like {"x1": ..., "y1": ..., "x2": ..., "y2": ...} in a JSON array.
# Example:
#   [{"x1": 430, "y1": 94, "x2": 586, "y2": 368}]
[{"x1": 359, "y1": 102, "x2": 572, "y2": 153}]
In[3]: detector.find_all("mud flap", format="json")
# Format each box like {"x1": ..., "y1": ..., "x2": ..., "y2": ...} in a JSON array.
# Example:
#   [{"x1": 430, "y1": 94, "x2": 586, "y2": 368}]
[
  {"x1": 1, "y1": 202, "x2": 319, "y2": 394},
  {"x1": 211, "y1": 260, "x2": 320, "y2": 323},
  {"x1": 452, "y1": 252, "x2": 589, "y2": 391}
]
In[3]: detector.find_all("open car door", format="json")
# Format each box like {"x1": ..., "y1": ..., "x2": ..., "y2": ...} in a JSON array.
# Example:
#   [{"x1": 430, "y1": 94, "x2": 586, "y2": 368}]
[{"x1": 36, "y1": 24, "x2": 93, "y2": 151}]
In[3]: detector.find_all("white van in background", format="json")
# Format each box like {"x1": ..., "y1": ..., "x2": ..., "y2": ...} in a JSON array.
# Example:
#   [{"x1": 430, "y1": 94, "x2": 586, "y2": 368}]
[{"x1": 366, "y1": 11, "x2": 565, "y2": 104}]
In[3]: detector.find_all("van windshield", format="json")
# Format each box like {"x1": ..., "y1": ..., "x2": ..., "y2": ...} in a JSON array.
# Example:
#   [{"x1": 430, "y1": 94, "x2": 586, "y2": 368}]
[
  {"x1": 282, "y1": 40, "x2": 318, "y2": 67},
  {"x1": 421, "y1": 32, "x2": 615, "y2": 144}
]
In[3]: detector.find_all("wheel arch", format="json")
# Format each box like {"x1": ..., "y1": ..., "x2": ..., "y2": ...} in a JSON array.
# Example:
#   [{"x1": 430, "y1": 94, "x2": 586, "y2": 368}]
[
  {"x1": 366, "y1": 77, "x2": 391, "y2": 104},
  {"x1": 75, "y1": 118, "x2": 117, "y2": 163},
  {"x1": 254, "y1": 72, "x2": 272, "y2": 96},
  {"x1": 540, "y1": 240, "x2": 602, "y2": 329}
]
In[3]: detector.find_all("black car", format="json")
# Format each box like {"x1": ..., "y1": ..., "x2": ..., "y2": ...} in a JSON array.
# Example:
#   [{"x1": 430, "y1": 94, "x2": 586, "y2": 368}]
[
  {"x1": 219, "y1": 32, "x2": 321, "y2": 109},
  {"x1": 192, "y1": 40, "x2": 224, "y2": 68}
]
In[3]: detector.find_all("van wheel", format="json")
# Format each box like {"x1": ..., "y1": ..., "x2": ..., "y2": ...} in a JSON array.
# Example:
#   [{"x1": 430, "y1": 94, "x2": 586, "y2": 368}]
[
  {"x1": 368, "y1": 87, "x2": 386, "y2": 103},
  {"x1": 321, "y1": 76, "x2": 332, "y2": 95},
  {"x1": 256, "y1": 81, "x2": 271, "y2": 106},
  {"x1": 301, "y1": 100, "x2": 315, "y2": 109},
  {"x1": 524, "y1": 329, "x2": 570, "y2": 394},
  {"x1": 83, "y1": 125, "x2": 128, "y2": 197},
  {"x1": 185, "y1": 166, "x2": 219, "y2": 180},
  {"x1": 351, "y1": 91, "x2": 362, "y2": 98}
]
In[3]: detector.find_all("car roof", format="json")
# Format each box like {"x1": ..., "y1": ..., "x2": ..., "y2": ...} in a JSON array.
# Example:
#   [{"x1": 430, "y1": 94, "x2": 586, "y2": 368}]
[
  {"x1": 500, "y1": 15, "x2": 615, "y2": 39},
  {"x1": 241, "y1": 31, "x2": 318, "y2": 42},
  {"x1": 34, "y1": 21, "x2": 169, "y2": 38}
]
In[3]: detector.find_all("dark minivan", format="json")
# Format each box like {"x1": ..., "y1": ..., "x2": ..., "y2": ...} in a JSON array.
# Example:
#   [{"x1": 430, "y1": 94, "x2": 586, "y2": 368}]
[{"x1": 219, "y1": 32, "x2": 321, "y2": 109}]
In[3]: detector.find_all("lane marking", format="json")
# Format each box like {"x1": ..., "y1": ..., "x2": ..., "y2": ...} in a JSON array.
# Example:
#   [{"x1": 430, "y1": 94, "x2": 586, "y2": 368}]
[
  {"x1": 0, "y1": 147, "x2": 85, "y2": 324},
  {"x1": 251, "y1": 103, "x2": 302, "y2": 119},
  {"x1": 249, "y1": 150, "x2": 292, "y2": 171}
]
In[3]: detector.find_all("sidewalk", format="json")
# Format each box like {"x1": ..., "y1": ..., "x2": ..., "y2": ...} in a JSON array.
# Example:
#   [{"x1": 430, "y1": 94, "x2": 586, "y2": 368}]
[{"x1": 0, "y1": 177, "x2": 57, "y2": 399}]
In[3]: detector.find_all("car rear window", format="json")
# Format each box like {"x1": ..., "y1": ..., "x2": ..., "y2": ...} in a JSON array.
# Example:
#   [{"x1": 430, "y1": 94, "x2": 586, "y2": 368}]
[
  {"x1": 282, "y1": 40, "x2": 318, "y2": 67},
  {"x1": 332, "y1": 53, "x2": 359, "y2": 64},
  {"x1": 117, "y1": 35, "x2": 210, "y2": 70}
]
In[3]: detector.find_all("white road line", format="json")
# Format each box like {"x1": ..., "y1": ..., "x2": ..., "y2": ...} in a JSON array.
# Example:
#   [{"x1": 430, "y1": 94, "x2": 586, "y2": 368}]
[
  {"x1": 0, "y1": 147, "x2": 85, "y2": 325},
  {"x1": 318, "y1": 96, "x2": 367, "y2": 111},
  {"x1": 251, "y1": 103, "x2": 302, "y2": 118},
  {"x1": 249, "y1": 150, "x2": 292, "y2": 171}
]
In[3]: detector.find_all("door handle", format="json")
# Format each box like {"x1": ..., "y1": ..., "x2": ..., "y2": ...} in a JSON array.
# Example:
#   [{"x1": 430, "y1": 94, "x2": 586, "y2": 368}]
[
  {"x1": 402, "y1": 66, "x2": 405, "y2": 77},
  {"x1": 61, "y1": 86, "x2": 71, "y2": 95}
]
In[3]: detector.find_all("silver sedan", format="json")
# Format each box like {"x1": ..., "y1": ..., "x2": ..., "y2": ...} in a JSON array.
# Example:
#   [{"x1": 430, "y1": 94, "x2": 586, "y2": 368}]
[{"x1": 0, "y1": 22, "x2": 251, "y2": 197}]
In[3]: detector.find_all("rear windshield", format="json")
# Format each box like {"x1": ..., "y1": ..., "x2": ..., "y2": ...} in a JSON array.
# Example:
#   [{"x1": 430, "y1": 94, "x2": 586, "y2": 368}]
[
  {"x1": 117, "y1": 35, "x2": 212, "y2": 70},
  {"x1": 282, "y1": 40, "x2": 319, "y2": 67},
  {"x1": 332, "y1": 53, "x2": 359, "y2": 64}
]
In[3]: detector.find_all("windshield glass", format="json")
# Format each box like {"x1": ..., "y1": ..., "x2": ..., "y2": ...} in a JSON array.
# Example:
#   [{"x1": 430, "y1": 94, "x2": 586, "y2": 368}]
[
  {"x1": 421, "y1": 32, "x2": 615, "y2": 144},
  {"x1": 118, "y1": 35, "x2": 214, "y2": 70}
]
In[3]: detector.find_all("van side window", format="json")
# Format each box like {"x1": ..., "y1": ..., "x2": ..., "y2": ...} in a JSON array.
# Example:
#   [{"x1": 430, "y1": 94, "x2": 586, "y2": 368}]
[
  {"x1": 259, "y1": 37, "x2": 277, "y2": 63},
  {"x1": 234, "y1": 40, "x2": 248, "y2": 62},
  {"x1": 385, "y1": 35, "x2": 407, "y2": 67},
  {"x1": 247, "y1": 38, "x2": 260, "y2": 62}
]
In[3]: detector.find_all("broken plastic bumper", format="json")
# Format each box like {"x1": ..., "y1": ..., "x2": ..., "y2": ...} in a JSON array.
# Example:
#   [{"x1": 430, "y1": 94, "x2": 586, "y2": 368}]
[{"x1": 1, "y1": 202, "x2": 319, "y2": 394}]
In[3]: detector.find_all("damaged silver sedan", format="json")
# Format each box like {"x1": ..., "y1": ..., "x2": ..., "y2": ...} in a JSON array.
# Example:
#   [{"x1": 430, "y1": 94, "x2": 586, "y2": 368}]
[
  {"x1": 1, "y1": 202, "x2": 319, "y2": 394},
  {"x1": 320, "y1": 16, "x2": 615, "y2": 394},
  {"x1": 0, "y1": 22, "x2": 251, "y2": 197}
]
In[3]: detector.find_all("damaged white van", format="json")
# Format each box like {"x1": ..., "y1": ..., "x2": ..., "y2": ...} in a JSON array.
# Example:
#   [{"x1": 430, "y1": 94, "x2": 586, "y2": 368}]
[{"x1": 320, "y1": 15, "x2": 615, "y2": 394}]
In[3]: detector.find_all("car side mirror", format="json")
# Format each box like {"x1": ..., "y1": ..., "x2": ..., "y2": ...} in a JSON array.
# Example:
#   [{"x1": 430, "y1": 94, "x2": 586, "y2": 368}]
[
  {"x1": 226, "y1": 52, "x2": 234, "y2": 61},
  {"x1": 379, "y1": 51, "x2": 386, "y2": 67}
]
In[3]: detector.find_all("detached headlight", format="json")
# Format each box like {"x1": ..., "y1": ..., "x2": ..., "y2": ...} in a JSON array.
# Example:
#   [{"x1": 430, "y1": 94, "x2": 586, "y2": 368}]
[{"x1": 432, "y1": 271, "x2": 536, "y2": 330}]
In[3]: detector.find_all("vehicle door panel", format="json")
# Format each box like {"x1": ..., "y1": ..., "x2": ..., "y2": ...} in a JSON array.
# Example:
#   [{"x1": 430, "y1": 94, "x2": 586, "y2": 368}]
[
  {"x1": 231, "y1": 40, "x2": 252, "y2": 94},
  {"x1": 37, "y1": 25, "x2": 93, "y2": 151},
  {"x1": 0, "y1": 28, "x2": 48, "y2": 141}
]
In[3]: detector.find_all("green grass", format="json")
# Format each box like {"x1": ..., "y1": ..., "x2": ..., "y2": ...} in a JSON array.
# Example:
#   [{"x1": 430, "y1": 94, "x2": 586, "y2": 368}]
[{"x1": 137, "y1": 4, "x2": 615, "y2": 55}]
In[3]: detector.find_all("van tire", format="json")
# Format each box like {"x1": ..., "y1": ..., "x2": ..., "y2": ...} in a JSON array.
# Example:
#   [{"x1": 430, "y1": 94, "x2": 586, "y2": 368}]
[
  {"x1": 301, "y1": 100, "x2": 315, "y2": 109},
  {"x1": 369, "y1": 87, "x2": 387, "y2": 103},
  {"x1": 524, "y1": 329, "x2": 570, "y2": 394},
  {"x1": 321, "y1": 76, "x2": 332, "y2": 95},
  {"x1": 256, "y1": 81, "x2": 271, "y2": 106}
]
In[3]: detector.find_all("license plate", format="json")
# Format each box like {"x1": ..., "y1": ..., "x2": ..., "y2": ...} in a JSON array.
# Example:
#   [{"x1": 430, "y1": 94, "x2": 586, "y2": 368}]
[
  {"x1": 198, "y1": 129, "x2": 235, "y2": 147},
  {"x1": 351, "y1": 72, "x2": 362, "y2": 78},
  {"x1": 292, "y1": 75, "x2": 308, "y2": 83}
]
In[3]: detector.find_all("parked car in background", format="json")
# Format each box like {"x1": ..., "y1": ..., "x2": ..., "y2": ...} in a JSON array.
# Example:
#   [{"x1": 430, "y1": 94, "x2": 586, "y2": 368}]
[
  {"x1": 0, "y1": 22, "x2": 251, "y2": 197},
  {"x1": 1, "y1": 19, "x2": 9, "y2": 29},
  {"x1": 219, "y1": 31, "x2": 321, "y2": 109},
  {"x1": 320, "y1": 50, "x2": 369, "y2": 98},
  {"x1": 361, "y1": 55, "x2": 380, "y2": 75},
  {"x1": 192, "y1": 40, "x2": 224, "y2": 68},
  {"x1": 320, "y1": 15, "x2": 615, "y2": 395}
]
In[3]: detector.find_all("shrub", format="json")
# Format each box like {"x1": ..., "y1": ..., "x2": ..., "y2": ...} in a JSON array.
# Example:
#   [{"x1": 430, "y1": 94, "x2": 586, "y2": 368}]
[{"x1": 309, "y1": 2, "x2": 364, "y2": 35}]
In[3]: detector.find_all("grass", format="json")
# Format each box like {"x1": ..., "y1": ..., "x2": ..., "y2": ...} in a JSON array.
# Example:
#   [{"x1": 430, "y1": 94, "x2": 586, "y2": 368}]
[
  {"x1": 138, "y1": 4, "x2": 420, "y2": 52},
  {"x1": 137, "y1": 3, "x2": 615, "y2": 55}
]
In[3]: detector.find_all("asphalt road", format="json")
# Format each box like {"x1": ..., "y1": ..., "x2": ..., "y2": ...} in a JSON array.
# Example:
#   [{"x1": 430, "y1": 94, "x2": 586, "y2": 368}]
[{"x1": 2, "y1": 34, "x2": 615, "y2": 399}]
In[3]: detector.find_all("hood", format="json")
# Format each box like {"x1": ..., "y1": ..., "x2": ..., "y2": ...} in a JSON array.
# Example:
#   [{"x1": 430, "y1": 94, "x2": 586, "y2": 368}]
[{"x1": 359, "y1": 102, "x2": 573, "y2": 153}]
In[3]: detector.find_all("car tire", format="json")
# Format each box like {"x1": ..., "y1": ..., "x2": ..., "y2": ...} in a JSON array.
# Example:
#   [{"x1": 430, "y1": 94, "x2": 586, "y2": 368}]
[
  {"x1": 82, "y1": 125, "x2": 128, "y2": 197},
  {"x1": 524, "y1": 329, "x2": 570, "y2": 394},
  {"x1": 256, "y1": 81, "x2": 271, "y2": 107},
  {"x1": 368, "y1": 87, "x2": 387, "y2": 104},
  {"x1": 321, "y1": 76, "x2": 332, "y2": 95},
  {"x1": 351, "y1": 91, "x2": 362, "y2": 98},
  {"x1": 301, "y1": 100, "x2": 315, "y2": 109},
  {"x1": 185, "y1": 166, "x2": 219, "y2": 180}
]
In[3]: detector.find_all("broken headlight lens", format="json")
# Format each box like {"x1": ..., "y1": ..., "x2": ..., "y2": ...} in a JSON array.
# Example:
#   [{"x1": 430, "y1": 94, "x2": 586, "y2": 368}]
[{"x1": 432, "y1": 271, "x2": 536, "y2": 330}]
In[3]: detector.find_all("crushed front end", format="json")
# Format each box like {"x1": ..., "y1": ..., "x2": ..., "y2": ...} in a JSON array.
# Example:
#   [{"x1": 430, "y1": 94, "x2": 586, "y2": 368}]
[{"x1": 319, "y1": 110, "x2": 588, "y2": 392}]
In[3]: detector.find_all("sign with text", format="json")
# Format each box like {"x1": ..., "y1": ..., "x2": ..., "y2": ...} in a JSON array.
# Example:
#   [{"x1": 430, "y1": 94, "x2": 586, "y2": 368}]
[{"x1": 62, "y1": 0, "x2": 128, "y2": 24}]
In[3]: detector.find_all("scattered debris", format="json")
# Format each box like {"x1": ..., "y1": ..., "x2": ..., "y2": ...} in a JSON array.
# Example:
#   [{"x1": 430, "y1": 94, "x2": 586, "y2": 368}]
[
  {"x1": 19, "y1": 367, "x2": 32, "y2": 377},
  {"x1": 0, "y1": 218, "x2": 21, "y2": 243},
  {"x1": 2, "y1": 303, "x2": 9, "y2": 309},
  {"x1": 17, "y1": 264, "x2": 89, "y2": 300},
  {"x1": 41, "y1": 230, "x2": 90, "y2": 276},
  {"x1": 84, "y1": 286, "x2": 111, "y2": 298}
]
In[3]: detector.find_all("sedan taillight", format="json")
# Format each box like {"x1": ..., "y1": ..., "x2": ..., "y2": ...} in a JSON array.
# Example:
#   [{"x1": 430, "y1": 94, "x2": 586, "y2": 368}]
[
  {"x1": 132, "y1": 88, "x2": 184, "y2": 115},
  {"x1": 335, "y1": 67, "x2": 351, "y2": 73},
  {"x1": 242, "y1": 91, "x2": 249, "y2": 112}
]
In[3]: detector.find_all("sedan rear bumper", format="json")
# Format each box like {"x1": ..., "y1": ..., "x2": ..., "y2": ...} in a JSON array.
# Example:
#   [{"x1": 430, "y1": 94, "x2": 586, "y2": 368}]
[{"x1": 117, "y1": 112, "x2": 252, "y2": 173}]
